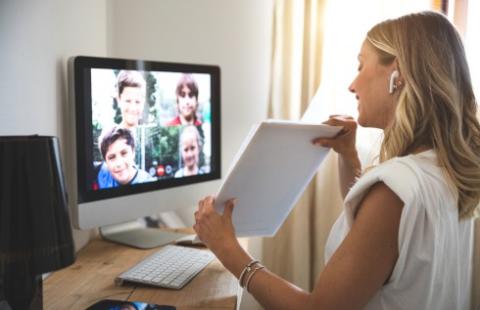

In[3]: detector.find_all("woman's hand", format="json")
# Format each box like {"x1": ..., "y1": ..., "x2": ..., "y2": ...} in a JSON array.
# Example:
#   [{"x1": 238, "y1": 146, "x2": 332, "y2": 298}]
[
  {"x1": 313, "y1": 115, "x2": 359, "y2": 163},
  {"x1": 193, "y1": 196, "x2": 238, "y2": 257},
  {"x1": 313, "y1": 115, "x2": 361, "y2": 198}
]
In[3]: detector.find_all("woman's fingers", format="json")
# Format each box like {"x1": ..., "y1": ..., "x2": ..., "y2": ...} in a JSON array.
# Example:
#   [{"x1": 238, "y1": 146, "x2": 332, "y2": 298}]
[
  {"x1": 322, "y1": 115, "x2": 353, "y2": 124},
  {"x1": 314, "y1": 115, "x2": 358, "y2": 156},
  {"x1": 196, "y1": 196, "x2": 236, "y2": 221},
  {"x1": 329, "y1": 114, "x2": 354, "y2": 120},
  {"x1": 320, "y1": 116, "x2": 357, "y2": 137},
  {"x1": 327, "y1": 116, "x2": 355, "y2": 127},
  {"x1": 198, "y1": 196, "x2": 214, "y2": 213},
  {"x1": 206, "y1": 196, "x2": 216, "y2": 207},
  {"x1": 223, "y1": 198, "x2": 236, "y2": 220},
  {"x1": 204, "y1": 196, "x2": 216, "y2": 215},
  {"x1": 312, "y1": 138, "x2": 332, "y2": 147},
  {"x1": 193, "y1": 196, "x2": 239, "y2": 255}
]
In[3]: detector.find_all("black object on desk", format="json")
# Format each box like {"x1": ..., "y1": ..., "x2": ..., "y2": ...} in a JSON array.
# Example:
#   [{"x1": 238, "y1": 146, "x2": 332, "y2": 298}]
[
  {"x1": 0, "y1": 136, "x2": 75, "y2": 310},
  {"x1": 86, "y1": 299, "x2": 176, "y2": 310}
]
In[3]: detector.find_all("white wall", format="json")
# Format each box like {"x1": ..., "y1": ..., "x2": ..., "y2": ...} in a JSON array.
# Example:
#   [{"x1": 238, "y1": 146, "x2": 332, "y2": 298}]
[
  {"x1": 107, "y1": 0, "x2": 273, "y2": 187},
  {"x1": 0, "y1": 0, "x2": 107, "y2": 137},
  {"x1": 0, "y1": 0, "x2": 108, "y2": 250},
  {"x1": 0, "y1": 1, "x2": 271, "y2": 308},
  {"x1": 0, "y1": 0, "x2": 272, "y2": 240}
]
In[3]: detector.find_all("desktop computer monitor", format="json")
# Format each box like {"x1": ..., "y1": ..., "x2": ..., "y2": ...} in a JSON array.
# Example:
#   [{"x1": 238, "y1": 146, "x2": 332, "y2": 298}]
[{"x1": 71, "y1": 56, "x2": 221, "y2": 248}]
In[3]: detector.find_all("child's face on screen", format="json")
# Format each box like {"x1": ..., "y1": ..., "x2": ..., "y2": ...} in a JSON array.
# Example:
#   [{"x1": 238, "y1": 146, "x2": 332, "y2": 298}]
[
  {"x1": 177, "y1": 85, "x2": 198, "y2": 121},
  {"x1": 181, "y1": 132, "x2": 200, "y2": 169},
  {"x1": 104, "y1": 138, "x2": 136, "y2": 184},
  {"x1": 119, "y1": 86, "x2": 146, "y2": 128}
]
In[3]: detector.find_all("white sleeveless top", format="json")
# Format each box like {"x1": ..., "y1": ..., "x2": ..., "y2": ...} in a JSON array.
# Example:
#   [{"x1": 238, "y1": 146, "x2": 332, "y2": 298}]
[{"x1": 325, "y1": 150, "x2": 473, "y2": 310}]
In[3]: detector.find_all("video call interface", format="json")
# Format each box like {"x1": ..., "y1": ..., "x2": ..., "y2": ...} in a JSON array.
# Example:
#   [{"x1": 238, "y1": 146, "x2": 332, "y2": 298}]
[{"x1": 89, "y1": 68, "x2": 213, "y2": 191}]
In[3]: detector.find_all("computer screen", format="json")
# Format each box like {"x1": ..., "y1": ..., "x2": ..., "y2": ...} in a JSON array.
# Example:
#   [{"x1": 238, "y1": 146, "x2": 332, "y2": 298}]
[{"x1": 71, "y1": 56, "x2": 221, "y2": 236}]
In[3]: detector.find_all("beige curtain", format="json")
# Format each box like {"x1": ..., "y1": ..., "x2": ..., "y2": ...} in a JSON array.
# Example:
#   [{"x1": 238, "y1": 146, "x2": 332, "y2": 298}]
[
  {"x1": 267, "y1": 0, "x2": 324, "y2": 120},
  {"x1": 262, "y1": 0, "x2": 339, "y2": 291},
  {"x1": 263, "y1": 0, "x2": 435, "y2": 292}
]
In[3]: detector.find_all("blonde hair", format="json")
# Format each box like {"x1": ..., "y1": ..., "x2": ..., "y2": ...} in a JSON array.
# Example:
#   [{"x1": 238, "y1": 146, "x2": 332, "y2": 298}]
[{"x1": 367, "y1": 11, "x2": 480, "y2": 218}]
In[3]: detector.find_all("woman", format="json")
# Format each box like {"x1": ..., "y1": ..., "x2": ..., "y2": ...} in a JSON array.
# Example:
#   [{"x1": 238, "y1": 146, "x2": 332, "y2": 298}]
[{"x1": 193, "y1": 11, "x2": 480, "y2": 309}]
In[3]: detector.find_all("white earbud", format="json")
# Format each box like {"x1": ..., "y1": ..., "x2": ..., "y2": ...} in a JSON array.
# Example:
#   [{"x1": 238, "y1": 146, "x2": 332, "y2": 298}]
[{"x1": 389, "y1": 70, "x2": 399, "y2": 94}]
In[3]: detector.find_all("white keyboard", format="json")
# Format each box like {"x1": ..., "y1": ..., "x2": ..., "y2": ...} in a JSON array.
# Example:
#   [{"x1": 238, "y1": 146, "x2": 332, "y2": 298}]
[{"x1": 115, "y1": 245, "x2": 215, "y2": 289}]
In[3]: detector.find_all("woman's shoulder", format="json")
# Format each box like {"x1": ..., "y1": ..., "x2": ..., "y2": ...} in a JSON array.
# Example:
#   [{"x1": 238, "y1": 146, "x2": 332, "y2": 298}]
[
  {"x1": 349, "y1": 155, "x2": 423, "y2": 201},
  {"x1": 342, "y1": 151, "x2": 438, "y2": 224}
]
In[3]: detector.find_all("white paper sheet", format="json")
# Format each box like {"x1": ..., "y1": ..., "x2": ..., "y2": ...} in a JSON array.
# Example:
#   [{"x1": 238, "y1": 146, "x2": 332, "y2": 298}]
[{"x1": 214, "y1": 120, "x2": 342, "y2": 237}]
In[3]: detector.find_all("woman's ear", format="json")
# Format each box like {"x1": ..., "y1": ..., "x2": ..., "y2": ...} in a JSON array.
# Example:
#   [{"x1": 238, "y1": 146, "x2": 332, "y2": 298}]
[
  {"x1": 389, "y1": 70, "x2": 400, "y2": 94},
  {"x1": 388, "y1": 60, "x2": 404, "y2": 94}
]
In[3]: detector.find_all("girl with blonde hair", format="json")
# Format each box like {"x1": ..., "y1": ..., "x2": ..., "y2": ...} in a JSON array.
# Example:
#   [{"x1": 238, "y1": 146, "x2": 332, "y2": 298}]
[{"x1": 194, "y1": 11, "x2": 479, "y2": 309}]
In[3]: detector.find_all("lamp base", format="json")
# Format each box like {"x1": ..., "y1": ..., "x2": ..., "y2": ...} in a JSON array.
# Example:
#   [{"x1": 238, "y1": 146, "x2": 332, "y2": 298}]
[{"x1": 1, "y1": 270, "x2": 42, "y2": 310}]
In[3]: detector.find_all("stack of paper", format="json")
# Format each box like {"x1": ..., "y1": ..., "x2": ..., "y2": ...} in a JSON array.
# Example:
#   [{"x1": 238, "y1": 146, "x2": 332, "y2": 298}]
[{"x1": 214, "y1": 120, "x2": 342, "y2": 237}]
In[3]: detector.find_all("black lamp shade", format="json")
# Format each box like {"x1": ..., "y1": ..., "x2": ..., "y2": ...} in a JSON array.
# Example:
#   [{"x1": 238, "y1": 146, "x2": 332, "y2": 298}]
[{"x1": 0, "y1": 136, "x2": 75, "y2": 309}]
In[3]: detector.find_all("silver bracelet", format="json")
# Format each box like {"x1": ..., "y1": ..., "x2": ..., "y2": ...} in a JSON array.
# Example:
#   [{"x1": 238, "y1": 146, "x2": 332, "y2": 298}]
[
  {"x1": 245, "y1": 265, "x2": 264, "y2": 293},
  {"x1": 239, "y1": 260, "x2": 259, "y2": 287}
]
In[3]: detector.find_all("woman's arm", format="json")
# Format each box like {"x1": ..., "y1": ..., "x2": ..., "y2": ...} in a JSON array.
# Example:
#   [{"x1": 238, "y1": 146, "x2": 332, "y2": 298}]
[
  {"x1": 194, "y1": 184, "x2": 403, "y2": 309},
  {"x1": 194, "y1": 198, "x2": 311, "y2": 309},
  {"x1": 338, "y1": 151, "x2": 362, "y2": 198},
  {"x1": 213, "y1": 239, "x2": 311, "y2": 309},
  {"x1": 310, "y1": 182, "x2": 403, "y2": 309}
]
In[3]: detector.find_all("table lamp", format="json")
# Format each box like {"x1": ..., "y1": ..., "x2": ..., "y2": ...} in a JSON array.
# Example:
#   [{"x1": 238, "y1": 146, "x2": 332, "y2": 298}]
[{"x1": 0, "y1": 136, "x2": 75, "y2": 310}]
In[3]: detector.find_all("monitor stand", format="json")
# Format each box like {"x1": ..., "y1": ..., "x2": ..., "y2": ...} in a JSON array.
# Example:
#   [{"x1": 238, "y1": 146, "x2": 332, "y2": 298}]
[{"x1": 99, "y1": 221, "x2": 189, "y2": 249}]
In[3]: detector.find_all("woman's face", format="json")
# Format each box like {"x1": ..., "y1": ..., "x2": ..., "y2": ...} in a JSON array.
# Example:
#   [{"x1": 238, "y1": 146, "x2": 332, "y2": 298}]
[
  {"x1": 180, "y1": 132, "x2": 199, "y2": 169},
  {"x1": 177, "y1": 85, "x2": 198, "y2": 122},
  {"x1": 118, "y1": 86, "x2": 145, "y2": 128},
  {"x1": 104, "y1": 138, "x2": 136, "y2": 184},
  {"x1": 349, "y1": 40, "x2": 397, "y2": 129}
]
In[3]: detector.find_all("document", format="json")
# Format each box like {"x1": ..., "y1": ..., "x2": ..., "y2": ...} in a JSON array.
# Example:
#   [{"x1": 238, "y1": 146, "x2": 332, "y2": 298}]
[{"x1": 214, "y1": 120, "x2": 342, "y2": 237}]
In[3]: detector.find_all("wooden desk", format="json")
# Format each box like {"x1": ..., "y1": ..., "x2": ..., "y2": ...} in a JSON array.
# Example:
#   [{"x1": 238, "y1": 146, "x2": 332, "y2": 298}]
[{"x1": 44, "y1": 236, "x2": 240, "y2": 310}]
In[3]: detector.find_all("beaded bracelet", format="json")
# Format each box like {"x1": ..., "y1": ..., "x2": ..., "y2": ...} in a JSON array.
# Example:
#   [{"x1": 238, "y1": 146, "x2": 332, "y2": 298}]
[
  {"x1": 245, "y1": 265, "x2": 265, "y2": 293},
  {"x1": 239, "y1": 260, "x2": 259, "y2": 287}
]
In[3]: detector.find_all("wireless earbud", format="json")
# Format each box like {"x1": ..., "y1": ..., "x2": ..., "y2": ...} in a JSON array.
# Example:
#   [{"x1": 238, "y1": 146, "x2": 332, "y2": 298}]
[{"x1": 389, "y1": 70, "x2": 399, "y2": 94}]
